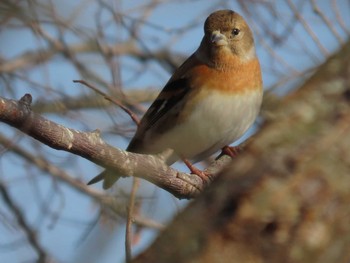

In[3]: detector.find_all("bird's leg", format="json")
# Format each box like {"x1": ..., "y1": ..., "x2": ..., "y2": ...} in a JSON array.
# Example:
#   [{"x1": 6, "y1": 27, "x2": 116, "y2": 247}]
[
  {"x1": 221, "y1": 145, "x2": 242, "y2": 158},
  {"x1": 182, "y1": 159, "x2": 210, "y2": 182}
]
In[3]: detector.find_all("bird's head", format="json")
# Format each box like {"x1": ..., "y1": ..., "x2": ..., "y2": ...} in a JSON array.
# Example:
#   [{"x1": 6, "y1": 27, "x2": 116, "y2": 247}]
[{"x1": 197, "y1": 10, "x2": 256, "y2": 67}]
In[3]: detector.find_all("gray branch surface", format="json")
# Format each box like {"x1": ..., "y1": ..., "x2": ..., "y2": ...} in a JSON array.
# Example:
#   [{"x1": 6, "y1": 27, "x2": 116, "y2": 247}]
[{"x1": 0, "y1": 94, "x2": 233, "y2": 199}]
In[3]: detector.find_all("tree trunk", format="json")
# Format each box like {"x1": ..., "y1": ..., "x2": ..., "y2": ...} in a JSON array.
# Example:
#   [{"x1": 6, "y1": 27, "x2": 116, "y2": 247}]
[{"x1": 132, "y1": 41, "x2": 350, "y2": 263}]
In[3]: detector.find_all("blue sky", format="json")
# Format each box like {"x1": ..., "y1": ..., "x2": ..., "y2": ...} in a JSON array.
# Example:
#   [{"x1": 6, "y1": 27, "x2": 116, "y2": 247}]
[{"x1": 0, "y1": 1, "x2": 349, "y2": 262}]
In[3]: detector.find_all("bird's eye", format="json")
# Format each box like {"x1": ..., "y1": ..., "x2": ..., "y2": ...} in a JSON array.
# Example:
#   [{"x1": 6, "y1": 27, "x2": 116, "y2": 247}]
[{"x1": 232, "y1": 28, "x2": 240, "y2": 36}]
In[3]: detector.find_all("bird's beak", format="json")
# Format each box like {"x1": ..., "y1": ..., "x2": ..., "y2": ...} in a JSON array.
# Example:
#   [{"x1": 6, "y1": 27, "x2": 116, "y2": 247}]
[{"x1": 211, "y1": 31, "x2": 228, "y2": 46}]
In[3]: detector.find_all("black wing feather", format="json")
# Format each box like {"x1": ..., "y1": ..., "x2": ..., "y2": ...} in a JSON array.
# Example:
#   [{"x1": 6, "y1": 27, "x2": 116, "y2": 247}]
[
  {"x1": 145, "y1": 78, "x2": 189, "y2": 129},
  {"x1": 127, "y1": 78, "x2": 191, "y2": 152}
]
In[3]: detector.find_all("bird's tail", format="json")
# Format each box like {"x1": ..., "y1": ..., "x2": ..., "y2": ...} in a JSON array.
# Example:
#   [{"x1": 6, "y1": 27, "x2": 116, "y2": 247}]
[{"x1": 87, "y1": 170, "x2": 121, "y2": 189}]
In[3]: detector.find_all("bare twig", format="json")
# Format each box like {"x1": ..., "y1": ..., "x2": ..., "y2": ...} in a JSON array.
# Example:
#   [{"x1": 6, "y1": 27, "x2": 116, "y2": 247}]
[
  {"x1": 31, "y1": 88, "x2": 158, "y2": 114},
  {"x1": 74, "y1": 80, "x2": 140, "y2": 125},
  {"x1": 125, "y1": 178, "x2": 140, "y2": 262},
  {"x1": 0, "y1": 39, "x2": 183, "y2": 74},
  {"x1": 0, "y1": 181, "x2": 50, "y2": 262},
  {"x1": 0, "y1": 133, "x2": 162, "y2": 229},
  {"x1": 310, "y1": 0, "x2": 343, "y2": 43},
  {"x1": 286, "y1": 0, "x2": 329, "y2": 57},
  {"x1": 331, "y1": 0, "x2": 350, "y2": 35}
]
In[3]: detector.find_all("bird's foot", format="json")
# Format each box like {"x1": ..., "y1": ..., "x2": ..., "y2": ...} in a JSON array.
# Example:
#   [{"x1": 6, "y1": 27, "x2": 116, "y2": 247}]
[
  {"x1": 183, "y1": 159, "x2": 211, "y2": 184},
  {"x1": 221, "y1": 145, "x2": 242, "y2": 158}
]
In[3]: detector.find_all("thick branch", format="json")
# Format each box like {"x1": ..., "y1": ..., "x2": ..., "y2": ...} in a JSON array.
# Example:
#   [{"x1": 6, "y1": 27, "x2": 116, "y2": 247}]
[
  {"x1": 132, "y1": 40, "x2": 350, "y2": 263},
  {"x1": 0, "y1": 94, "x2": 232, "y2": 199}
]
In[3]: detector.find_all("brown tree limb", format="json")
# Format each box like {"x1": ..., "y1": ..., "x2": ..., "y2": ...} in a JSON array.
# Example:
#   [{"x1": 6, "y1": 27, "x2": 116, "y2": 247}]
[
  {"x1": 0, "y1": 94, "x2": 233, "y2": 199},
  {"x1": 132, "y1": 40, "x2": 350, "y2": 263}
]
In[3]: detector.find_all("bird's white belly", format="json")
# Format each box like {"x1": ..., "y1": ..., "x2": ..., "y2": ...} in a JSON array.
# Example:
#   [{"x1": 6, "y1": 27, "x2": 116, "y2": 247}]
[{"x1": 151, "y1": 89, "x2": 262, "y2": 163}]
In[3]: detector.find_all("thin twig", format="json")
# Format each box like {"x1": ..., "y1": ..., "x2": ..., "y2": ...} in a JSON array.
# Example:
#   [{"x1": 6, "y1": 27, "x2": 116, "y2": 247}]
[
  {"x1": 73, "y1": 79, "x2": 140, "y2": 125},
  {"x1": 286, "y1": 0, "x2": 329, "y2": 57},
  {"x1": 0, "y1": 181, "x2": 49, "y2": 262},
  {"x1": 310, "y1": 0, "x2": 343, "y2": 44},
  {"x1": 331, "y1": 0, "x2": 350, "y2": 35},
  {"x1": 125, "y1": 178, "x2": 140, "y2": 262},
  {"x1": 0, "y1": 133, "x2": 162, "y2": 229}
]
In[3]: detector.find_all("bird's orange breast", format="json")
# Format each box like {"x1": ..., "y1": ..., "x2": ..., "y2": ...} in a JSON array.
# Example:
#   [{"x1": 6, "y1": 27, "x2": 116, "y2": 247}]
[{"x1": 189, "y1": 57, "x2": 262, "y2": 94}]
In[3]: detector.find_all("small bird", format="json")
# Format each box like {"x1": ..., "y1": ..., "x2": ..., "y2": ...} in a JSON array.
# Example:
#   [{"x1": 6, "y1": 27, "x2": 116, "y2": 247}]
[{"x1": 88, "y1": 9, "x2": 263, "y2": 189}]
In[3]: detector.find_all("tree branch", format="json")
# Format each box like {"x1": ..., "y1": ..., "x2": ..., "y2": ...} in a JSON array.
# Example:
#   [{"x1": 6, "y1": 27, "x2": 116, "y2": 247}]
[{"x1": 0, "y1": 94, "x2": 232, "y2": 199}]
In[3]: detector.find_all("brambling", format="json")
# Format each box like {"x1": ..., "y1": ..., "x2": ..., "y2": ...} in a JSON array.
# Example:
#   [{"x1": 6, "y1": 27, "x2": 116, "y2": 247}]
[{"x1": 88, "y1": 9, "x2": 263, "y2": 189}]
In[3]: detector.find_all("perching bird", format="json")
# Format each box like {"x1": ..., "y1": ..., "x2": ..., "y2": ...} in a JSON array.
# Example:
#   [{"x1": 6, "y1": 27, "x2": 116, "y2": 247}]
[{"x1": 88, "y1": 9, "x2": 263, "y2": 189}]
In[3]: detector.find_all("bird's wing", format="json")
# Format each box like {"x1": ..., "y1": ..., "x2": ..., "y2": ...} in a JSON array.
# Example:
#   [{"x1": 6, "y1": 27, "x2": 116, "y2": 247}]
[{"x1": 127, "y1": 53, "x2": 202, "y2": 152}]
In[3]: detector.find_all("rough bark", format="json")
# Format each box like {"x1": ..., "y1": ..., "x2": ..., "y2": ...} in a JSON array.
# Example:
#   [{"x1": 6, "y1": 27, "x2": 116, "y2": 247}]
[
  {"x1": 0, "y1": 93, "x2": 234, "y2": 199},
  {"x1": 132, "y1": 41, "x2": 350, "y2": 263}
]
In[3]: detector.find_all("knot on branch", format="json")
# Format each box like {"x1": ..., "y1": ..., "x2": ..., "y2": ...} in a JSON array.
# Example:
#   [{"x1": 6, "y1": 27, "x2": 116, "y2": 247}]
[{"x1": 19, "y1": 93, "x2": 33, "y2": 107}]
